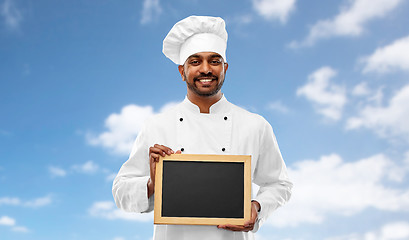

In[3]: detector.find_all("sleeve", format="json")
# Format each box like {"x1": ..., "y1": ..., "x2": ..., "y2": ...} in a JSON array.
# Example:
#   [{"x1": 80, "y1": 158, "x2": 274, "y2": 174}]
[
  {"x1": 252, "y1": 120, "x2": 293, "y2": 232},
  {"x1": 112, "y1": 123, "x2": 154, "y2": 213}
]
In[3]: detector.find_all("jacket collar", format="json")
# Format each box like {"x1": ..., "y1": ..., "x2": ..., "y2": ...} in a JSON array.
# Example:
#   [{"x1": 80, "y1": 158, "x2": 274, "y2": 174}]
[{"x1": 181, "y1": 94, "x2": 230, "y2": 114}]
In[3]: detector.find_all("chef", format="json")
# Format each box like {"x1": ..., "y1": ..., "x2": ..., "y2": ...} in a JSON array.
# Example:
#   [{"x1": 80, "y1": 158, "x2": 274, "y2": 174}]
[{"x1": 112, "y1": 15, "x2": 292, "y2": 240}]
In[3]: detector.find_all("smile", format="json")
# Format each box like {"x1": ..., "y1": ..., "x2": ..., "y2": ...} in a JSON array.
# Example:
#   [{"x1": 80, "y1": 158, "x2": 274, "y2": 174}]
[{"x1": 199, "y1": 79, "x2": 213, "y2": 83}]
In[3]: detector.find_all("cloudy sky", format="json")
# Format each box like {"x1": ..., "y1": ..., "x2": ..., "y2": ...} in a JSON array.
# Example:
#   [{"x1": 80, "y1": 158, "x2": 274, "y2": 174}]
[{"x1": 1, "y1": 0, "x2": 409, "y2": 239}]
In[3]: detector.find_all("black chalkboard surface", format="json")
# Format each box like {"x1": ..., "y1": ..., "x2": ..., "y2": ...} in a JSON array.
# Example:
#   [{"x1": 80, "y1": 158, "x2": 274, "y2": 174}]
[{"x1": 154, "y1": 154, "x2": 251, "y2": 226}]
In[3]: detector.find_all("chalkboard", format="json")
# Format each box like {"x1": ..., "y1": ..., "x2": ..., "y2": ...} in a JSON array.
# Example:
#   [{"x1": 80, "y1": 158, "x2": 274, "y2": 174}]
[{"x1": 154, "y1": 154, "x2": 251, "y2": 226}]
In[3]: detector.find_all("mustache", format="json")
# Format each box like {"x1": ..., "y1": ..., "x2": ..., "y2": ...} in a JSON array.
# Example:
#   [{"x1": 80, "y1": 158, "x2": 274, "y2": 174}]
[{"x1": 193, "y1": 73, "x2": 218, "y2": 81}]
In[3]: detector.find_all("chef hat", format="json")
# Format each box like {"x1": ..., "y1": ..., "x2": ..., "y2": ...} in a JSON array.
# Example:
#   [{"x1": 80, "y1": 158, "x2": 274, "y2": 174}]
[{"x1": 162, "y1": 15, "x2": 228, "y2": 65}]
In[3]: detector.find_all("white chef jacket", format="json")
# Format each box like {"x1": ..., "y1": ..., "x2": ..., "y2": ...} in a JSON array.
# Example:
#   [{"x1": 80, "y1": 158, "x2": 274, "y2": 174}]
[{"x1": 112, "y1": 95, "x2": 292, "y2": 240}]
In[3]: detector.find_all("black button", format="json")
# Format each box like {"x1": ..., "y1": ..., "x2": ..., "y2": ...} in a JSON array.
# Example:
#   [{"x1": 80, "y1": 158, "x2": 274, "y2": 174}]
[
  {"x1": 222, "y1": 148, "x2": 226, "y2": 152},
  {"x1": 181, "y1": 148, "x2": 184, "y2": 152},
  {"x1": 224, "y1": 116, "x2": 228, "y2": 120},
  {"x1": 179, "y1": 118, "x2": 183, "y2": 122}
]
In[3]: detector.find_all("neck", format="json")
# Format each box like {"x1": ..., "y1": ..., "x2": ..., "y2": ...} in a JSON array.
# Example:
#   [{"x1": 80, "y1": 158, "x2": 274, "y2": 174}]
[{"x1": 187, "y1": 92, "x2": 223, "y2": 113}]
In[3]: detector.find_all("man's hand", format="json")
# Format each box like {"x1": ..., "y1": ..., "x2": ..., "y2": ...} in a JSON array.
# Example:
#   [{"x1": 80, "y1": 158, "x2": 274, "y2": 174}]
[
  {"x1": 217, "y1": 201, "x2": 260, "y2": 232},
  {"x1": 147, "y1": 144, "x2": 181, "y2": 198}
]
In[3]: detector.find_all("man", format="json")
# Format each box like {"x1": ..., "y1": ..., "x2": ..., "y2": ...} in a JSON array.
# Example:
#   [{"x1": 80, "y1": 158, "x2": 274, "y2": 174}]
[{"x1": 112, "y1": 15, "x2": 292, "y2": 240}]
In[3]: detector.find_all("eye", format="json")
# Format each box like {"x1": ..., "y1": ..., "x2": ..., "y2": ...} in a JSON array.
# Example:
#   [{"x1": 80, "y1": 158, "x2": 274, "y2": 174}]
[
  {"x1": 189, "y1": 60, "x2": 200, "y2": 65},
  {"x1": 210, "y1": 59, "x2": 222, "y2": 65}
]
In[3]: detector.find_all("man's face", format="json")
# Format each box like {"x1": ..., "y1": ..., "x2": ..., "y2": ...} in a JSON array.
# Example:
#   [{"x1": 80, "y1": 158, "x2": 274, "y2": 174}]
[{"x1": 178, "y1": 52, "x2": 228, "y2": 97}]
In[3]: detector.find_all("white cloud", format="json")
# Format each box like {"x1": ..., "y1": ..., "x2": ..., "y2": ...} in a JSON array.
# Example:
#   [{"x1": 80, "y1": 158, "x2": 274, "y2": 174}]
[
  {"x1": 12, "y1": 226, "x2": 29, "y2": 233},
  {"x1": 87, "y1": 104, "x2": 155, "y2": 155},
  {"x1": 72, "y1": 161, "x2": 99, "y2": 174},
  {"x1": 0, "y1": 215, "x2": 29, "y2": 233},
  {"x1": 89, "y1": 201, "x2": 153, "y2": 222},
  {"x1": 297, "y1": 66, "x2": 346, "y2": 121},
  {"x1": 380, "y1": 222, "x2": 409, "y2": 240},
  {"x1": 351, "y1": 82, "x2": 385, "y2": 107},
  {"x1": 289, "y1": 0, "x2": 404, "y2": 48},
  {"x1": 87, "y1": 102, "x2": 179, "y2": 155},
  {"x1": 352, "y1": 82, "x2": 370, "y2": 96},
  {"x1": 106, "y1": 172, "x2": 117, "y2": 182},
  {"x1": 140, "y1": 0, "x2": 162, "y2": 25},
  {"x1": 361, "y1": 35, "x2": 409, "y2": 74},
  {"x1": 0, "y1": 197, "x2": 20, "y2": 206},
  {"x1": 326, "y1": 221, "x2": 409, "y2": 240},
  {"x1": 268, "y1": 153, "x2": 409, "y2": 227},
  {"x1": 48, "y1": 166, "x2": 67, "y2": 177},
  {"x1": 49, "y1": 162, "x2": 115, "y2": 178},
  {"x1": 231, "y1": 14, "x2": 253, "y2": 25},
  {"x1": 267, "y1": 100, "x2": 290, "y2": 113},
  {"x1": 252, "y1": 0, "x2": 296, "y2": 23},
  {"x1": 0, "y1": 216, "x2": 15, "y2": 226},
  {"x1": 0, "y1": 0, "x2": 22, "y2": 30},
  {"x1": 346, "y1": 84, "x2": 409, "y2": 142},
  {"x1": 24, "y1": 195, "x2": 52, "y2": 208},
  {"x1": 0, "y1": 195, "x2": 52, "y2": 208}
]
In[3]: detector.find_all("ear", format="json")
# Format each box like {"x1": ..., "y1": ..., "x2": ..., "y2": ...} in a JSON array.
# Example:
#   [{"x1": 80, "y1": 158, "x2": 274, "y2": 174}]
[
  {"x1": 178, "y1": 65, "x2": 185, "y2": 81},
  {"x1": 224, "y1": 62, "x2": 229, "y2": 73}
]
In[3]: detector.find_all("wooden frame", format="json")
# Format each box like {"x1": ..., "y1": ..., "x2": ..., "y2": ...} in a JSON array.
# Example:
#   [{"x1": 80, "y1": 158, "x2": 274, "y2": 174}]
[{"x1": 154, "y1": 154, "x2": 251, "y2": 226}]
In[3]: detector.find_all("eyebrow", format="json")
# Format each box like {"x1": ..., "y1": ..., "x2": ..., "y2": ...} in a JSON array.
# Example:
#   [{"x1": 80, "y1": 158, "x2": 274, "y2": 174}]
[
  {"x1": 209, "y1": 54, "x2": 222, "y2": 59},
  {"x1": 187, "y1": 54, "x2": 223, "y2": 60},
  {"x1": 187, "y1": 54, "x2": 201, "y2": 59}
]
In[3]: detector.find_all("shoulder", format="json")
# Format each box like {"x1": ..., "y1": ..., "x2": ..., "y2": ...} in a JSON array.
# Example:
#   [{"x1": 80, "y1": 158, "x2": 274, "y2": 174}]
[
  {"x1": 142, "y1": 101, "x2": 181, "y2": 129},
  {"x1": 229, "y1": 102, "x2": 270, "y2": 128}
]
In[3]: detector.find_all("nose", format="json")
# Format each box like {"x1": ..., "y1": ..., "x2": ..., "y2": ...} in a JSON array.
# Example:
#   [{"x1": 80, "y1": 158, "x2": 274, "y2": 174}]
[{"x1": 199, "y1": 61, "x2": 212, "y2": 74}]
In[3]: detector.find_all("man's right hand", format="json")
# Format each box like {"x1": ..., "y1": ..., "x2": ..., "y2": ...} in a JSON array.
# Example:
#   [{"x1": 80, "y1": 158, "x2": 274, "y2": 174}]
[{"x1": 147, "y1": 144, "x2": 181, "y2": 198}]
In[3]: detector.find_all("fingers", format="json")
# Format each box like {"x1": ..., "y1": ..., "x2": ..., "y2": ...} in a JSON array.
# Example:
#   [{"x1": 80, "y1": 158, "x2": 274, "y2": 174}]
[
  {"x1": 218, "y1": 204, "x2": 258, "y2": 232},
  {"x1": 150, "y1": 144, "x2": 173, "y2": 156},
  {"x1": 217, "y1": 224, "x2": 254, "y2": 232},
  {"x1": 250, "y1": 204, "x2": 258, "y2": 222},
  {"x1": 243, "y1": 219, "x2": 255, "y2": 231},
  {"x1": 149, "y1": 144, "x2": 174, "y2": 162}
]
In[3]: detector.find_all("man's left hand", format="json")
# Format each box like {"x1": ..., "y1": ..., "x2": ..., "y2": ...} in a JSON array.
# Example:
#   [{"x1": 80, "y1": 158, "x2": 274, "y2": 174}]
[{"x1": 217, "y1": 201, "x2": 260, "y2": 232}]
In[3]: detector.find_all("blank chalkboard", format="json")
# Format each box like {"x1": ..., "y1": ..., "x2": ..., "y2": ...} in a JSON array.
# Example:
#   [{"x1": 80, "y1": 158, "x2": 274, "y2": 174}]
[{"x1": 154, "y1": 154, "x2": 251, "y2": 226}]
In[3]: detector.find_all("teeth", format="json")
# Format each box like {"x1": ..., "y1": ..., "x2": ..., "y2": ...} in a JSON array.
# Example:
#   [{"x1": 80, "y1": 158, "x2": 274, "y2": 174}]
[{"x1": 199, "y1": 79, "x2": 212, "y2": 82}]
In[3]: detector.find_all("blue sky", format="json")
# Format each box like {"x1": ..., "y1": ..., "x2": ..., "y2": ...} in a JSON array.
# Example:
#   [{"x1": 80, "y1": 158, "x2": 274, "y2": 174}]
[{"x1": 1, "y1": 0, "x2": 409, "y2": 239}]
